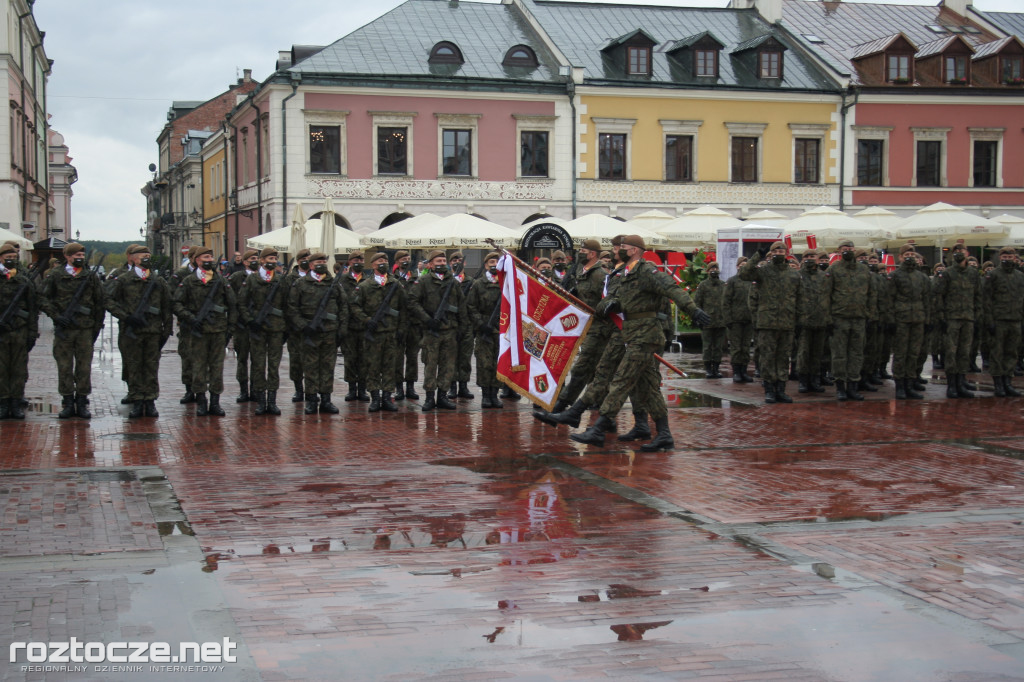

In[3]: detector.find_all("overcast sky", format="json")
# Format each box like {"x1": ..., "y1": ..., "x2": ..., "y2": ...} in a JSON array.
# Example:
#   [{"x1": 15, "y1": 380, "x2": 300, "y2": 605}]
[{"x1": 36, "y1": 0, "x2": 1022, "y2": 242}]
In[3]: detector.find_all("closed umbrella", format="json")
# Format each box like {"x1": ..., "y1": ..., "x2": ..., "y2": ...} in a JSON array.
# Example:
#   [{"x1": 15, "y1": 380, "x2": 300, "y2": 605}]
[
  {"x1": 384, "y1": 213, "x2": 521, "y2": 249},
  {"x1": 320, "y1": 197, "x2": 336, "y2": 257},
  {"x1": 783, "y1": 206, "x2": 883, "y2": 250},
  {"x1": 562, "y1": 213, "x2": 666, "y2": 248},
  {"x1": 288, "y1": 203, "x2": 306, "y2": 259}
]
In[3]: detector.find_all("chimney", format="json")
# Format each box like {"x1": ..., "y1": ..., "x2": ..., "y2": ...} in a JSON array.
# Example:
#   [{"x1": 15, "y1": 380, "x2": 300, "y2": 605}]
[
  {"x1": 941, "y1": 0, "x2": 972, "y2": 19},
  {"x1": 729, "y1": 0, "x2": 782, "y2": 24},
  {"x1": 243, "y1": 68, "x2": 252, "y2": 82}
]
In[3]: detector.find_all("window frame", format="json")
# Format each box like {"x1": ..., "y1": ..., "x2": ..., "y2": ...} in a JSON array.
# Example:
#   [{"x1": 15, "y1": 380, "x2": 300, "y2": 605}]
[
  {"x1": 788, "y1": 123, "x2": 829, "y2": 186},
  {"x1": 944, "y1": 54, "x2": 969, "y2": 83},
  {"x1": 591, "y1": 117, "x2": 637, "y2": 181},
  {"x1": 910, "y1": 127, "x2": 950, "y2": 187},
  {"x1": 370, "y1": 111, "x2": 415, "y2": 177},
  {"x1": 793, "y1": 138, "x2": 820, "y2": 184},
  {"x1": 852, "y1": 125, "x2": 892, "y2": 187},
  {"x1": 303, "y1": 109, "x2": 349, "y2": 177},
  {"x1": 514, "y1": 114, "x2": 557, "y2": 180},
  {"x1": 660, "y1": 119, "x2": 702, "y2": 183},
  {"x1": 695, "y1": 49, "x2": 718, "y2": 78},
  {"x1": 429, "y1": 41, "x2": 464, "y2": 65},
  {"x1": 759, "y1": 49, "x2": 783, "y2": 79},
  {"x1": 435, "y1": 113, "x2": 480, "y2": 179},
  {"x1": 1001, "y1": 55, "x2": 1023, "y2": 83},
  {"x1": 724, "y1": 122, "x2": 766, "y2": 183},
  {"x1": 503, "y1": 45, "x2": 539, "y2": 68},
  {"x1": 887, "y1": 53, "x2": 913, "y2": 83},
  {"x1": 968, "y1": 127, "x2": 1004, "y2": 188},
  {"x1": 627, "y1": 45, "x2": 652, "y2": 76}
]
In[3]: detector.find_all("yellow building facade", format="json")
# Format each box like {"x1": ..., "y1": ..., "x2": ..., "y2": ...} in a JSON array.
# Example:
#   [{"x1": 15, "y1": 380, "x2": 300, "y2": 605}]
[{"x1": 201, "y1": 131, "x2": 228, "y2": 255}]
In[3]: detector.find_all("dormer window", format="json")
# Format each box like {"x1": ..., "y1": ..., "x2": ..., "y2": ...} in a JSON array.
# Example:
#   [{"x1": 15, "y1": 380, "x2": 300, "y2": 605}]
[
  {"x1": 887, "y1": 54, "x2": 912, "y2": 82},
  {"x1": 1002, "y1": 56, "x2": 1023, "y2": 83},
  {"x1": 945, "y1": 55, "x2": 968, "y2": 83},
  {"x1": 759, "y1": 50, "x2": 782, "y2": 78},
  {"x1": 695, "y1": 49, "x2": 717, "y2": 77},
  {"x1": 503, "y1": 45, "x2": 538, "y2": 68},
  {"x1": 429, "y1": 41, "x2": 464, "y2": 65},
  {"x1": 628, "y1": 46, "x2": 651, "y2": 75},
  {"x1": 602, "y1": 28, "x2": 657, "y2": 78}
]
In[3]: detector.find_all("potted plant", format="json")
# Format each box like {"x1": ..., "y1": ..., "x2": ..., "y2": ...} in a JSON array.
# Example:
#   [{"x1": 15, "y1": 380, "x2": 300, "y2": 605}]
[{"x1": 1005, "y1": 76, "x2": 1024, "y2": 86}]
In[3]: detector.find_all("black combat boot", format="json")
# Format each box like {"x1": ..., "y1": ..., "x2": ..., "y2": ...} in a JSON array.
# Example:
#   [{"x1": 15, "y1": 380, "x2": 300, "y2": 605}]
[
  {"x1": 394, "y1": 383, "x2": 405, "y2": 401},
  {"x1": 208, "y1": 394, "x2": 226, "y2": 416},
  {"x1": 292, "y1": 381, "x2": 305, "y2": 403},
  {"x1": 905, "y1": 379, "x2": 923, "y2": 400},
  {"x1": 254, "y1": 391, "x2": 268, "y2": 415},
  {"x1": 121, "y1": 395, "x2": 131, "y2": 404},
  {"x1": 968, "y1": 359, "x2": 981, "y2": 373},
  {"x1": 820, "y1": 369, "x2": 835, "y2": 386},
  {"x1": 809, "y1": 372, "x2": 825, "y2": 393},
  {"x1": 551, "y1": 400, "x2": 587, "y2": 428},
  {"x1": 993, "y1": 376, "x2": 1007, "y2": 397},
  {"x1": 915, "y1": 374, "x2": 928, "y2": 386},
  {"x1": 798, "y1": 375, "x2": 810, "y2": 394},
  {"x1": 879, "y1": 364, "x2": 893, "y2": 379},
  {"x1": 436, "y1": 390, "x2": 457, "y2": 410},
  {"x1": 763, "y1": 380, "x2": 777, "y2": 404},
  {"x1": 946, "y1": 375, "x2": 960, "y2": 399},
  {"x1": 128, "y1": 400, "x2": 144, "y2": 419},
  {"x1": 421, "y1": 390, "x2": 436, "y2": 411},
  {"x1": 500, "y1": 385, "x2": 521, "y2": 401},
  {"x1": 143, "y1": 400, "x2": 159, "y2": 418},
  {"x1": 775, "y1": 381, "x2": 793, "y2": 403},
  {"x1": 894, "y1": 378, "x2": 907, "y2": 400},
  {"x1": 381, "y1": 392, "x2": 398, "y2": 412},
  {"x1": 958, "y1": 376, "x2": 976, "y2": 396},
  {"x1": 180, "y1": 391, "x2": 196, "y2": 404},
  {"x1": 835, "y1": 381, "x2": 848, "y2": 401},
  {"x1": 368, "y1": 390, "x2": 382, "y2": 413},
  {"x1": 491, "y1": 386, "x2": 503, "y2": 409},
  {"x1": 75, "y1": 394, "x2": 91, "y2": 419},
  {"x1": 703, "y1": 363, "x2": 715, "y2": 379},
  {"x1": 0, "y1": 398, "x2": 9, "y2": 419},
  {"x1": 740, "y1": 365, "x2": 754, "y2": 383},
  {"x1": 640, "y1": 417, "x2": 674, "y2": 452},
  {"x1": 265, "y1": 391, "x2": 281, "y2": 416},
  {"x1": 195, "y1": 393, "x2": 209, "y2": 416},
  {"x1": 457, "y1": 381, "x2": 475, "y2": 399},
  {"x1": 932, "y1": 354, "x2": 944, "y2": 370},
  {"x1": 858, "y1": 372, "x2": 878, "y2": 392},
  {"x1": 344, "y1": 383, "x2": 359, "y2": 401},
  {"x1": 58, "y1": 395, "x2": 76, "y2": 419},
  {"x1": 617, "y1": 413, "x2": 651, "y2": 441},
  {"x1": 405, "y1": 381, "x2": 419, "y2": 400},
  {"x1": 236, "y1": 382, "x2": 250, "y2": 403},
  {"x1": 912, "y1": 378, "x2": 927, "y2": 392},
  {"x1": 447, "y1": 382, "x2": 458, "y2": 399},
  {"x1": 534, "y1": 398, "x2": 569, "y2": 425},
  {"x1": 305, "y1": 394, "x2": 320, "y2": 414},
  {"x1": 1005, "y1": 376, "x2": 1023, "y2": 397},
  {"x1": 846, "y1": 381, "x2": 864, "y2": 401},
  {"x1": 869, "y1": 370, "x2": 883, "y2": 385},
  {"x1": 356, "y1": 382, "x2": 370, "y2": 402},
  {"x1": 8, "y1": 398, "x2": 25, "y2": 419},
  {"x1": 569, "y1": 415, "x2": 615, "y2": 446},
  {"x1": 732, "y1": 364, "x2": 745, "y2": 383},
  {"x1": 481, "y1": 387, "x2": 496, "y2": 409},
  {"x1": 319, "y1": 393, "x2": 339, "y2": 414}
]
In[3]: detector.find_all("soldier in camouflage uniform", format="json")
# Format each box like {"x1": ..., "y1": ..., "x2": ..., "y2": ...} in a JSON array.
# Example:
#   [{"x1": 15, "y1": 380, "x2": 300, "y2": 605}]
[
  {"x1": 740, "y1": 242, "x2": 801, "y2": 404},
  {"x1": 890, "y1": 249, "x2": 931, "y2": 399},
  {"x1": 40, "y1": 243, "x2": 106, "y2": 419},
  {"x1": 288, "y1": 251, "x2": 348, "y2": 414},
  {"x1": 238, "y1": 247, "x2": 288, "y2": 415},
  {"x1": 853, "y1": 250, "x2": 881, "y2": 394},
  {"x1": 447, "y1": 250, "x2": 475, "y2": 401},
  {"x1": 351, "y1": 252, "x2": 406, "y2": 413},
  {"x1": 338, "y1": 251, "x2": 369, "y2": 402},
  {"x1": 723, "y1": 256, "x2": 754, "y2": 383},
  {"x1": 467, "y1": 252, "x2": 504, "y2": 408},
  {"x1": 105, "y1": 248, "x2": 134, "y2": 404},
  {"x1": 173, "y1": 247, "x2": 237, "y2": 416},
  {"x1": 284, "y1": 248, "x2": 311, "y2": 402},
  {"x1": 0, "y1": 243, "x2": 38, "y2": 419},
  {"x1": 693, "y1": 260, "x2": 726, "y2": 379},
  {"x1": 824, "y1": 240, "x2": 875, "y2": 401},
  {"x1": 407, "y1": 249, "x2": 465, "y2": 411},
  {"x1": 170, "y1": 245, "x2": 200, "y2": 404},
  {"x1": 866, "y1": 252, "x2": 892, "y2": 384},
  {"x1": 228, "y1": 248, "x2": 260, "y2": 403},
  {"x1": 551, "y1": 250, "x2": 569, "y2": 284},
  {"x1": 982, "y1": 246, "x2": 1024, "y2": 397},
  {"x1": 571, "y1": 235, "x2": 709, "y2": 451},
  {"x1": 105, "y1": 245, "x2": 173, "y2": 419},
  {"x1": 934, "y1": 245, "x2": 982, "y2": 398},
  {"x1": 392, "y1": 250, "x2": 420, "y2": 401},
  {"x1": 795, "y1": 250, "x2": 827, "y2": 394}
]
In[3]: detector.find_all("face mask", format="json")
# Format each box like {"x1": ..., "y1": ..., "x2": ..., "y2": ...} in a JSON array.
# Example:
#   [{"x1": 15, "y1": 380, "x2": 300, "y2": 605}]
[
  {"x1": 819, "y1": 262, "x2": 829, "y2": 271},
  {"x1": 350, "y1": 263, "x2": 363, "y2": 274},
  {"x1": 71, "y1": 258, "x2": 85, "y2": 268},
  {"x1": 803, "y1": 260, "x2": 816, "y2": 270},
  {"x1": 299, "y1": 260, "x2": 309, "y2": 270},
  {"x1": 841, "y1": 250, "x2": 854, "y2": 261},
  {"x1": 554, "y1": 263, "x2": 566, "y2": 273},
  {"x1": 540, "y1": 268, "x2": 552, "y2": 276},
  {"x1": 1002, "y1": 260, "x2": 1015, "y2": 270},
  {"x1": 248, "y1": 261, "x2": 259, "y2": 271},
  {"x1": 376, "y1": 263, "x2": 388, "y2": 274},
  {"x1": 617, "y1": 249, "x2": 629, "y2": 263},
  {"x1": 953, "y1": 253, "x2": 966, "y2": 264},
  {"x1": 576, "y1": 253, "x2": 587, "y2": 263},
  {"x1": 200, "y1": 261, "x2": 214, "y2": 271},
  {"x1": 451, "y1": 262, "x2": 463, "y2": 274},
  {"x1": 140, "y1": 258, "x2": 152, "y2": 270},
  {"x1": 489, "y1": 266, "x2": 498, "y2": 276},
  {"x1": 869, "y1": 264, "x2": 879, "y2": 272},
  {"x1": 263, "y1": 262, "x2": 276, "y2": 271},
  {"x1": 314, "y1": 264, "x2": 328, "y2": 275},
  {"x1": 399, "y1": 261, "x2": 409, "y2": 270},
  {"x1": 903, "y1": 257, "x2": 915, "y2": 267},
  {"x1": 434, "y1": 264, "x2": 449, "y2": 275},
  {"x1": 772, "y1": 254, "x2": 785, "y2": 265},
  {"x1": 708, "y1": 271, "x2": 719, "y2": 279},
  {"x1": 2, "y1": 258, "x2": 16, "y2": 269}
]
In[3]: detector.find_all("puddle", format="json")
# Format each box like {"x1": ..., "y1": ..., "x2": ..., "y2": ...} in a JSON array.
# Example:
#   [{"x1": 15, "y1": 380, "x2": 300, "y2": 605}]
[
  {"x1": 666, "y1": 388, "x2": 723, "y2": 408},
  {"x1": 100, "y1": 432, "x2": 167, "y2": 441},
  {"x1": 79, "y1": 470, "x2": 137, "y2": 482},
  {"x1": 157, "y1": 521, "x2": 194, "y2": 536}
]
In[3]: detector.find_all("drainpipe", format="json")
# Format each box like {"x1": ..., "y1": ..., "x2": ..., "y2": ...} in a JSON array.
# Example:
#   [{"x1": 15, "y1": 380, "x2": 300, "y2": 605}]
[
  {"x1": 281, "y1": 75, "x2": 301, "y2": 230},
  {"x1": 249, "y1": 99, "x2": 262, "y2": 234},
  {"x1": 567, "y1": 78, "x2": 577, "y2": 219},
  {"x1": 221, "y1": 123, "x2": 229, "y2": 257},
  {"x1": 838, "y1": 88, "x2": 858, "y2": 211},
  {"x1": 229, "y1": 121, "x2": 240, "y2": 254}
]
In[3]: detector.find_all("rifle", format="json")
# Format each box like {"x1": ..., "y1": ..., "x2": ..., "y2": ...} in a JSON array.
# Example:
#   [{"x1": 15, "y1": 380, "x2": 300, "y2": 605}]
[
  {"x1": 189, "y1": 277, "x2": 225, "y2": 338},
  {"x1": 124, "y1": 274, "x2": 161, "y2": 340},
  {"x1": 55, "y1": 252, "x2": 106, "y2": 340},
  {"x1": 426, "y1": 277, "x2": 458, "y2": 338},
  {"x1": 303, "y1": 282, "x2": 337, "y2": 347},
  {"x1": 364, "y1": 280, "x2": 401, "y2": 342},
  {"x1": 0, "y1": 281, "x2": 31, "y2": 333},
  {"x1": 249, "y1": 276, "x2": 285, "y2": 339}
]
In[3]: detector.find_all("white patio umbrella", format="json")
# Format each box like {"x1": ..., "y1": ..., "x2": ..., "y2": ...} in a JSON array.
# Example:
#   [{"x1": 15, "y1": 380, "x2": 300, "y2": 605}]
[
  {"x1": 990, "y1": 214, "x2": 1024, "y2": 247},
  {"x1": 287, "y1": 203, "x2": 306, "y2": 258},
  {"x1": 360, "y1": 213, "x2": 442, "y2": 248},
  {"x1": 0, "y1": 225, "x2": 33, "y2": 251},
  {"x1": 656, "y1": 206, "x2": 741, "y2": 250},
  {"x1": 783, "y1": 206, "x2": 884, "y2": 250},
  {"x1": 384, "y1": 213, "x2": 521, "y2": 249},
  {"x1": 247, "y1": 218, "x2": 362, "y2": 254},
  {"x1": 626, "y1": 209, "x2": 675, "y2": 233},
  {"x1": 744, "y1": 209, "x2": 789, "y2": 226},
  {"x1": 888, "y1": 202, "x2": 1007, "y2": 247},
  {"x1": 320, "y1": 197, "x2": 336, "y2": 258},
  {"x1": 562, "y1": 213, "x2": 667, "y2": 248}
]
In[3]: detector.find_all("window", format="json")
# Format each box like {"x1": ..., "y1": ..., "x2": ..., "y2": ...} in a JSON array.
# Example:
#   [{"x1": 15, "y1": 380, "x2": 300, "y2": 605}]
[
  {"x1": 503, "y1": 45, "x2": 538, "y2": 68},
  {"x1": 309, "y1": 125, "x2": 341, "y2": 174},
  {"x1": 598, "y1": 133, "x2": 626, "y2": 179},
  {"x1": 945, "y1": 55, "x2": 967, "y2": 83},
  {"x1": 1002, "y1": 56, "x2": 1023, "y2": 83},
  {"x1": 241, "y1": 132, "x2": 249, "y2": 183},
  {"x1": 429, "y1": 41, "x2": 464, "y2": 64},
  {"x1": 857, "y1": 139, "x2": 884, "y2": 186},
  {"x1": 627, "y1": 46, "x2": 651, "y2": 75},
  {"x1": 916, "y1": 140, "x2": 942, "y2": 186},
  {"x1": 887, "y1": 54, "x2": 911, "y2": 82},
  {"x1": 973, "y1": 140, "x2": 997, "y2": 188},
  {"x1": 732, "y1": 137, "x2": 758, "y2": 183},
  {"x1": 794, "y1": 138, "x2": 819, "y2": 184},
  {"x1": 442, "y1": 129, "x2": 472, "y2": 176},
  {"x1": 695, "y1": 49, "x2": 717, "y2": 77},
  {"x1": 759, "y1": 51, "x2": 781, "y2": 78},
  {"x1": 520, "y1": 131, "x2": 549, "y2": 177},
  {"x1": 377, "y1": 127, "x2": 407, "y2": 175},
  {"x1": 261, "y1": 116, "x2": 270, "y2": 178},
  {"x1": 665, "y1": 135, "x2": 692, "y2": 181}
]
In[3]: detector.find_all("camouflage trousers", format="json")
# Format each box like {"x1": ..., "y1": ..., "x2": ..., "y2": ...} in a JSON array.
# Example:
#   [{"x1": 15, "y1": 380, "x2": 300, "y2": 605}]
[
  {"x1": 249, "y1": 331, "x2": 285, "y2": 392},
  {"x1": 53, "y1": 328, "x2": 95, "y2": 396},
  {"x1": 455, "y1": 331, "x2": 474, "y2": 383},
  {"x1": 830, "y1": 317, "x2": 865, "y2": 383},
  {"x1": 118, "y1": 324, "x2": 128, "y2": 382},
  {"x1": 728, "y1": 322, "x2": 753, "y2": 367},
  {"x1": 944, "y1": 319, "x2": 974, "y2": 375},
  {"x1": 363, "y1": 330, "x2": 399, "y2": 392},
  {"x1": 302, "y1": 332, "x2": 337, "y2": 395},
  {"x1": 756, "y1": 328, "x2": 794, "y2": 383},
  {"x1": 879, "y1": 326, "x2": 893, "y2": 372},
  {"x1": 394, "y1": 326, "x2": 421, "y2": 382},
  {"x1": 474, "y1": 333, "x2": 500, "y2": 387},
  {"x1": 990, "y1": 320, "x2": 1023, "y2": 378},
  {"x1": 421, "y1": 328, "x2": 457, "y2": 392},
  {"x1": 340, "y1": 333, "x2": 365, "y2": 383},
  {"x1": 189, "y1": 332, "x2": 226, "y2": 395},
  {"x1": 581, "y1": 329, "x2": 643, "y2": 412},
  {"x1": 701, "y1": 327, "x2": 726, "y2": 364},
  {"x1": 287, "y1": 332, "x2": 305, "y2": 385},
  {"x1": 122, "y1": 332, "x2": 162, "y2": 401},
  {"x1": 177, "y1": 321, "x2": 193, "y2": 388},
  {"x1": 599, "y1": 342, "x2": 666, "y2": 420},
  {"x1": 862, "y1": 322, "x2": 881, "y2": 376},
  {"x1": 234, "y1": 327, "x2": 253, "y2": 387},
  {"x1": 560, "y1": 323, "x2": 610, "y2": 404},
  {"x1": 0, "y1": 328, "x2": 29, "y2": 400},
  {"x1": 795, "y1": 326, "x2": 827, "y2": 376},
  {"x1": 891, "y1": 322, "x2": 924, "y2": 379}
]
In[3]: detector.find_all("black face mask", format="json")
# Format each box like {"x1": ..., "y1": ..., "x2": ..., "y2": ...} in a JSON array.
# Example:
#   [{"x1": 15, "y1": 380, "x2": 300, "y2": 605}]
[
  {"x1": 376, "y1": 263, "x2": 388, "y2": 274},
  {"x1": 841, "y1": 250, "x2": 854, "y2": 262},
  {"x1": 314, "y1": 264, "x2": 328, "y2": 275},
  {"x1": 708, "y1": 271, "x2": 719, "y2": 279},
  {"x1": 399, "y1": 261, "x2": 409, "y2": 270},
  {"x1": 819, "y1": 262, "x2": 829, "y2": 271},
  {"x1": 617, "y1": 249, "x2": 629, "y2": 263},
  {"x1": 540, "y1": 268, "x2": 552, "y2": 277},
  {"x1": 803, "y1": 260, "x2": 816, "y2": 271},
  {"x1": 953, "y1": 253, "x2": 966, "y2": 264},
  {"x1": 248, "y1": 261, "x2": 259, "y2": 271},
  {"x1": 350, "y1": 263, "x2": 363, "y2": 274},
  {"x1": 554, "y1": 263, "x2": 566, "y2": 273},
  {"x1": 434, "y1": 264, "x2": 449, "y2": 275},
  {"x1": 451, "y1": 262, "x2": 463, "y2": 274},
  {"x1": 903, "y1": 258, "x2": 916, "y2": 267},
  {"x1": 200, "y1": 261, "x2": 214, "y2": 271},
  {"x1": 772, "y1": 254, "x2": 786, "y2": 265},
  {"x1": 2, "y1": 258, "x2": 16, "y2": 269},
  {"x1": 263, "y1": 262, "x2": 276, "y2": 271},
  {"x1": 1002, "y1": 260, "x2": 1016, "y2": 270},
  {"x1": 869, "y1": 264, "x2": 880, "y2": 272},
  {"x1": 576, "y1": 253, "x2": 587, "y2": 264},
  {"x1": 140, "y1": 258, "x2": 152, "y2": 270},
  {"x1": 489, "y1": 266, "x2": 498, "y2": 276},
  {"x1": 299, "y1": 260, "x2": 309, "y2": 271},
  {"x1": 71, "y1": 258, "x2": 85, "y2": 268}
]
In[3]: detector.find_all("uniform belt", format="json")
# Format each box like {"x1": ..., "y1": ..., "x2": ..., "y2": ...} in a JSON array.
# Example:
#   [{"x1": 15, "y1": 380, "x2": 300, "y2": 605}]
[{"x1": 623, "y1": 311, "x2": 665, "y2": 321}]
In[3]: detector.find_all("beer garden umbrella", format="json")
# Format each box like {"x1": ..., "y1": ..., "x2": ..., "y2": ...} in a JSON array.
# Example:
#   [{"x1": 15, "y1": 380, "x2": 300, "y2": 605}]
[
  {"x1": 887, "y1": 202, "x2": 1007, "y2": 248},
  {"x1": 320, "y1": 196, "x2": 336, "y2": 258},
  {"x1": 562, "y1": 213, "x2": 667, "y2": 248},
  {"x1": 783, "y1": 206, "x2": 884, "y2": 250},
  {"x1": 0, "y1": 225, "x2": 33, "y2": 252},
  {"x1": 384, "y1": 213, "x2": 521, "y2": 249},
  {"x1": 743, "y1": 209, "x2": 789, "y2": 226},
  {"x1": 655, "y1": 206, "x2": 740, "y2": 250},
  {"x1": 626, "y1": 209, "x2": 675, "y2": 233},
  {"x1": 990, "y1": 214, "x2": 1024, "y2": 247},
  {"x1": 287, "y1": 203, "x2": 306, "y2": 258},
  {"x1": 360, "y1": 213, "x2": 442, "y2": 248},
  {"x1": 247, "y1": 218, "x2": 362, "y2": 253}
]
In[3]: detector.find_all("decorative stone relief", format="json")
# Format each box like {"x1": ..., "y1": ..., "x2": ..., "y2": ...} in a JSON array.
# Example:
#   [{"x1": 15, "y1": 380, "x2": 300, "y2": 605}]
[
  {"x1": 577, "y1": 180, "x2": 836, "y2": 205},
  {"x1": 307, "y1": 178, "x2": 555, "y2": 201}
]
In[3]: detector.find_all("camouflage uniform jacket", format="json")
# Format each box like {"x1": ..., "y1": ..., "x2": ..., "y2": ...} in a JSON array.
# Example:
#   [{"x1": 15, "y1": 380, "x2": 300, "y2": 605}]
[
  {"x1": 40, "y1": 266, "x2": 106, "y2": 331},
  {"x1": 890, "y1": 264, "x2": 930, "y2": 324},
  {"x1": 797, "y1": 263, "x2": 828, "y2": 329},
  {"x1": 739, "y1": 253, "x2": 800, "y2": 330},
  {"x1": 228, "y1": 268, "x2": 252, "y2": 294},
  {"x1": 350, "y1": 273, "x2": 407, "y2": 333},
  {"x1": 466, "y1": 274, "x2": 502, "y2": 332},
  {"x1": 693, "y1": 276, "x2": 726, "y2": 329},
  {"x1": 105, "y1": 269, "x2": 173, "y2": 336},
  {"x1": 574, "y1": 262, "x2": 608, "y2": 309},
  {"x1": 617, "y1": 260, "x2": 698, "y2": 345},
  {"x1": 407, "y1": 271, "x2": 466, "y2": 333},
  {"x1": 933, "y1": 263, "x2": 981, "y2": 322},
  {"x1": 722, "y1": 274, "x2": 752, "y2": 325},
  {"x1": 238, "y1": 271, "x2": 289, "y2": 334},
  {"x1": 982, "y1": 265, "x2": 1024, "y2": 323},
  {"x1": 169, "y1": 264, "x2": 194, "y2": 288},
  {"x1": 824, "y1": 259, "x2": 875, "y2": 320},
  {"x1": 876, "y1": 271, "x2": 895, "y2": 325},
  {"x1": 0, "y1": 268, "x2": 38, "y2": 336},
  {"x1": 173, "y1": 270, "x2": 238, "y2": 333},
  {"x1": 287, "y1": 272, "x2": 348, "y2": 333},
  {"x1": 339, "y1": 271, "x2": 367, "y2": 331}
]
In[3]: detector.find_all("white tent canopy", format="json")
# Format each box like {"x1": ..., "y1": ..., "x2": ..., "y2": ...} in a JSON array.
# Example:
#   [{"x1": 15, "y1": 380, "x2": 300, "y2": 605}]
[
  {"x1": 562, "y1": 213, "x2": 667, "y2": 248},
  {"x1": 0, "y1": 226, "x2": 33, "y2": 252},
  {"x1": 384, "y1": 213, "x2": 521, "y2": 249},
  {"x1": 246, "y1": 218, "x2": 363, "y2": 254},
  {"x1": 743, "y1": 209, "x2": 789, "y2": 226},
  {"x1": 656, "y1": 206, "x2": 740, "y2": 250},
  {"x1": 360, "y1": 213, "x2": 442, "y2": 248},
  {"x1": 887, "y1": 202, "x2": 1007, "y2": 247},
  {"x1": 783, "y1": 206, "x2": 884, "y2": 249},
  {"x1": 625, "y1": 209, "x2": 676, "y2": 232},
  {"x1": 990, "y1": 214, "x2": 1024, "y2": 247},
  {"x1": 853, "y1": 206, "x2": 903, "y2": 240}
]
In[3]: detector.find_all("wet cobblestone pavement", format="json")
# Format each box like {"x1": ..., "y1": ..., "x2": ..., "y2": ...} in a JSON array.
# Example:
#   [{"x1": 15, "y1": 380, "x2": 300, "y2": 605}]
[{"x1": 2, "y1": 319, "x2": 1024, "y2": 680}]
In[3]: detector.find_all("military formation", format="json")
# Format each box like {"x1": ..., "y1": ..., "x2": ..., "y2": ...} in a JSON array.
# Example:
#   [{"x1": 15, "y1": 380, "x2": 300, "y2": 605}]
[{"x1": 3, "y1": 235, "x2": 1024, "y2": 456}]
